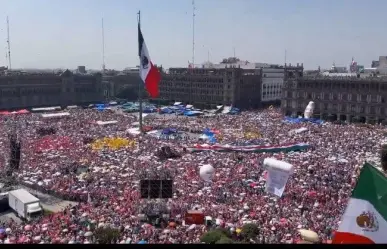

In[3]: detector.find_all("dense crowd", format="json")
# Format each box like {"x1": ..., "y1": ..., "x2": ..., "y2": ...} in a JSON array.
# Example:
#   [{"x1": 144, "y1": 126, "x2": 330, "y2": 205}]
[{"x1": 0, "y1": 107, "x2": 384, "y2": 244}]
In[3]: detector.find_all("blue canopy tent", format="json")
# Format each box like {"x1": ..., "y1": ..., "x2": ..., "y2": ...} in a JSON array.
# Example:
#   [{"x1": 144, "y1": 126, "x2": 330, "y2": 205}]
[
  {"x1": 229, "y1": 107, "x2": 240, "y2": 115},
  {"x1": 96, "y1": 104, "x2": 105, "y2": 111},
  {"x1": 202, "y1": 128, "x2": 217, "y2": 144},
  {"x1": 184, "y1": 111, "x2": 202, "y2": 116},
  {"x1": 160, "y1": 108, "x2": 174, "y2": 114},
  {"x1": 284, "y1": 116, "x2": 324, "y2": 125},
  {"x1": 143, "y1": 107, "x2": 157, "y2": 113},
  {"x1": 162, "y1": 128, "x2": 177, "y2": 135}
]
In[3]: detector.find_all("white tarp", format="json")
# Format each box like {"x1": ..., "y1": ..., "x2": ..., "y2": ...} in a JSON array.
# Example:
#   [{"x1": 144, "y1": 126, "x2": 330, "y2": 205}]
[
  {"x1": 289, "y1": 127, "x2": 308, "y2": 135},
  {"x1": 173, "y1": 102, "x2": 182, "y2": 106},
  {"x1": 263, "y1": 158, "x2": 294, "y2": 197},
  {"x1": 41, "y1": 112, "x2": 70, "y2": 118},
  {"x1": 222, "y1": 106, "x2": 231, "y2": 114},
  {"x1": 96, "y1": 120, "x2": 118, "y2": 126},
  {"x1": 32, "y1": 106, "x2": 61, "y2": 112},
  {"x1": 133, "y1": 113, "x2": 149, "y2": 120},
  {"x1": 127, "y1": 128, "x2": 141, "y2": 135}
]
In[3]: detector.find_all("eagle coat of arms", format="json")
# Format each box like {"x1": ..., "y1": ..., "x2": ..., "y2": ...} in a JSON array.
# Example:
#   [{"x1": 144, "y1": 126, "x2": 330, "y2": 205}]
[
  {"x1": 141, "y1": 55, "x2": 149, "y2": 69},
  {"x1": 356, "y1": 211, "x2": 379, "y2": 232}
]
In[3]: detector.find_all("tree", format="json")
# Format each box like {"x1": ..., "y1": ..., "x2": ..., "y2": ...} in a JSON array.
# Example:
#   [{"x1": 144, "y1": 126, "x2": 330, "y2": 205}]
[
  {"x1": 200, "y1": 228, "x2": 231, "y2": 244},
  {"x1": 381, "y1": 144, "x2": 387, "y2": 172},
  {"x1": 240, "y1": 223, "x2": 260, "y2": 241},
  {"x1": 94, "y1": 227, "x2": 120, "y2": 244},
  {"x1": 215, "y1": 237, "x2": 234, "y2": 244}
]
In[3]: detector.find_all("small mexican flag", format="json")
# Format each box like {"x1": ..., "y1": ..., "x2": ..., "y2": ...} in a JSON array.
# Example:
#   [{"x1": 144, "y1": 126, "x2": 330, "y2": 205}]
[{"x1": 333, "y1": 163, "x2": 387, "y2": 244}]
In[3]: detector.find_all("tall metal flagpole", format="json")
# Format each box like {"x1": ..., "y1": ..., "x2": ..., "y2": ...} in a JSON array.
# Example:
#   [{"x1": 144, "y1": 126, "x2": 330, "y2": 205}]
[
  {"x1": 6, "y1": 16, "x2": 12, "y2": 70},
  {"x1": 137, "y1": 11, "x2": 143, "y2": 133}
]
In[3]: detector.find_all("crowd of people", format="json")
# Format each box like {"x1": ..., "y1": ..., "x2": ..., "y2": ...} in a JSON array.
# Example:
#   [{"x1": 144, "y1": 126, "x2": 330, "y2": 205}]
[{"x1": 0, "y1": 107, "x2": 384, "y2": 244}]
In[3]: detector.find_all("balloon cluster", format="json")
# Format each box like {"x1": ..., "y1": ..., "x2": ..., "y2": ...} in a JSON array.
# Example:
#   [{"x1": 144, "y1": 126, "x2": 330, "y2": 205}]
[{"x1": 91, "y1": 137, "x2": 136, "y2": 150}]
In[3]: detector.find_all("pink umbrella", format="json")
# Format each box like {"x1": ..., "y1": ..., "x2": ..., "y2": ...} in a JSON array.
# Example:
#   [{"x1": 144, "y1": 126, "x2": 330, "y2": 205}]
[{"x1": 24, "y1": 225, "x2": 32, "y2": 231}]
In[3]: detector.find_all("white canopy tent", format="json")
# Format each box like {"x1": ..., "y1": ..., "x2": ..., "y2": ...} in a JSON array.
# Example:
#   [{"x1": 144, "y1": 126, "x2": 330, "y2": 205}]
[
  {"x1": 41, "y1": 112, "x2": 70, "y2": 119},
  {"x1": 96, "y1": 120, "x2": 118, "y2": 126},
  {"x1": 32, "y1": 106, "x2": 61, "y2": 112}
]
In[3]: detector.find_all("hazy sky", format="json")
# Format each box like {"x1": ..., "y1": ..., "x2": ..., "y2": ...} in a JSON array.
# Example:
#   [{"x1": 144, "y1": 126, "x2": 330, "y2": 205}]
[{"x1": 0, "y1": 0, "x2": 386, "y2": 70}]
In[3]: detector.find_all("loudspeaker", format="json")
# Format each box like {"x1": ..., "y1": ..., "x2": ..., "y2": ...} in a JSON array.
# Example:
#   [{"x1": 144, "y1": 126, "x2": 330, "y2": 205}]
[
  {"x1": 149, "y1": 180, "x2": 161, "y2": 198},
  {"x1": 140, "y1": 180, "x2": 150, "y2": 198},
  {"x1": 9, "y1": 140, "x2": 21, "y2": 170},
  {"x1": 140, "y1": 179, "x2": 173, "y2": 199},
  {"x1": 161, "y1": 180, "x2": 173, "y2": 198}
]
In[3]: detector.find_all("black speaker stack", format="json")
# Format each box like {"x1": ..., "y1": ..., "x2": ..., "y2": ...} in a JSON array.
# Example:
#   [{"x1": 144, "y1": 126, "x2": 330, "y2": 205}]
[
  {"x1": 140, "y1": 179, "x2": 173, "y2": 199},
  {"x1": 9, "y1": 134, "x2": 21, "y2": 170}
]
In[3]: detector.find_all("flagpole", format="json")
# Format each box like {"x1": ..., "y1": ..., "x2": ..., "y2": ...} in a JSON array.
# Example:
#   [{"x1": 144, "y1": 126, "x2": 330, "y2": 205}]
[{"x1": 137, "y1": 10, "x2": 143, "y2": 133}]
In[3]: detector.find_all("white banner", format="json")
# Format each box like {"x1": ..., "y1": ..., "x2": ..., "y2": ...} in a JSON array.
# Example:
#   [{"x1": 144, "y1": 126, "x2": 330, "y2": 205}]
[{"x1": 265, "y1": 167, "x2": 290, "y2": 197}]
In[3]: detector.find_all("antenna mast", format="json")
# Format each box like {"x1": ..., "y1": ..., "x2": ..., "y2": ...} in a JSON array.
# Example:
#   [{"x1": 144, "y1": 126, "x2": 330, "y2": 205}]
[
  {"x1": 6, "y1": 16, "x2": 11, "y2": 70},
  {"x1": 192, "y1": 0, "x2": 196, "y2": 67},
  {"x1": 102, "y1": 18, "x2": 106, "y2": 72},
  {"x1": 284, "y1": 49, "x2": 287, "y2": 66}
]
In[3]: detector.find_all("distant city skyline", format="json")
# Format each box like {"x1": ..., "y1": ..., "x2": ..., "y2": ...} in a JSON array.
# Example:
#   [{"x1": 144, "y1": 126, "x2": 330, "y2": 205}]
[{"x1": 0, "y1": 0, "x2": 386, "y2": 70}]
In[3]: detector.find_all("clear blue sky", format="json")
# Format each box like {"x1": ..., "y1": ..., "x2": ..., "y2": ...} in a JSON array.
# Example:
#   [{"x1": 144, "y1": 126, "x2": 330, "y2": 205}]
[{"x1": 0, "y1": 0, "x2": 385, "y2": 70}]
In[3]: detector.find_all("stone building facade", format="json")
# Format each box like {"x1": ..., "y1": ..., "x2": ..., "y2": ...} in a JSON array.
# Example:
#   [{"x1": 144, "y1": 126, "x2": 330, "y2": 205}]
[
  {"x1": 158, "y1": 67, "x2": 262, "y2": 109},
  {"x1": 281, "y1": 75, "x2": 387, "y2": 124},
  {"x1": 0, "y1": 70, "x2": 103, "y2": 110}
]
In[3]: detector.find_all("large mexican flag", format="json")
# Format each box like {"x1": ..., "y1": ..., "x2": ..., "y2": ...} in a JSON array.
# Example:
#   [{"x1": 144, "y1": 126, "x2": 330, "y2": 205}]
[{"x1": 333, "y1": 163, "x2": 387, "y2": 244}]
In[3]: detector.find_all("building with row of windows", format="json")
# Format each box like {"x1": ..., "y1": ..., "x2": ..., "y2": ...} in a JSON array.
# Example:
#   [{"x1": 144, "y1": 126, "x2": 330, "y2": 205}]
[
  {"x1": 281, "y1": 74, "x2": 387, "y2": 124},
  {"x1": 0, "y1": 70, "x2": 103, "y2": 110},
  {"x1": 157, "y1": 67, "x2": 261, "y2": 108},
  {"x1": 101, "y1": 63, "x2": 304, "y2": 109}
]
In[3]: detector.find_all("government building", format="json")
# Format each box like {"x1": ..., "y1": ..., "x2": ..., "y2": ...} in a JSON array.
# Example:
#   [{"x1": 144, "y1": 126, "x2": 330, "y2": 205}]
[
  {"x1": 0, "y1": 70, "x2": 103, "y2": 110},
  {"x1": 159, "y1": 66, "x2": 261, "y2": 109},
  {"x1": 157, "y1": 62, "x2": 303, "y2": 109},
  {"x1": 101, "y1": 60, "x2": 304, "y2": 109},
  {"x1": 281, "y1": 73, "x2": 387, "y2": 124}
]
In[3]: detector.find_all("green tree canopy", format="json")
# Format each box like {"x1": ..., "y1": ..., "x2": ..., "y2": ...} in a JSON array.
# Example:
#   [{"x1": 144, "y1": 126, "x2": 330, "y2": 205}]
[
  {"x1": 94, "y1": 227, "x2": 120, "y2": 244},
  {"x1": 240, "y1": 223, "x2": 260, "y2": 241}
]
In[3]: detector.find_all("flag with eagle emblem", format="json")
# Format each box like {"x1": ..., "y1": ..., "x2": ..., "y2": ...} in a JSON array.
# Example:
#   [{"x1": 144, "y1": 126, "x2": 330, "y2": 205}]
[
  {"x1": 333, "y1": 163, "x2": 387, "y2": 244},
  {"x1": 138, "y1": 24, "x2": 161, "y2": 98}
]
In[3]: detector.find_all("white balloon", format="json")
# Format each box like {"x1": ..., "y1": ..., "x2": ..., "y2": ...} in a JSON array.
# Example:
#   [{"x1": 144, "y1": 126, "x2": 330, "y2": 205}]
[
  {"x1": 199, "y1": 164, "x2": 215, "y2": 182},
  {"x1": 304, "y1": 101, "x2": 315, "y2": 119}
]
